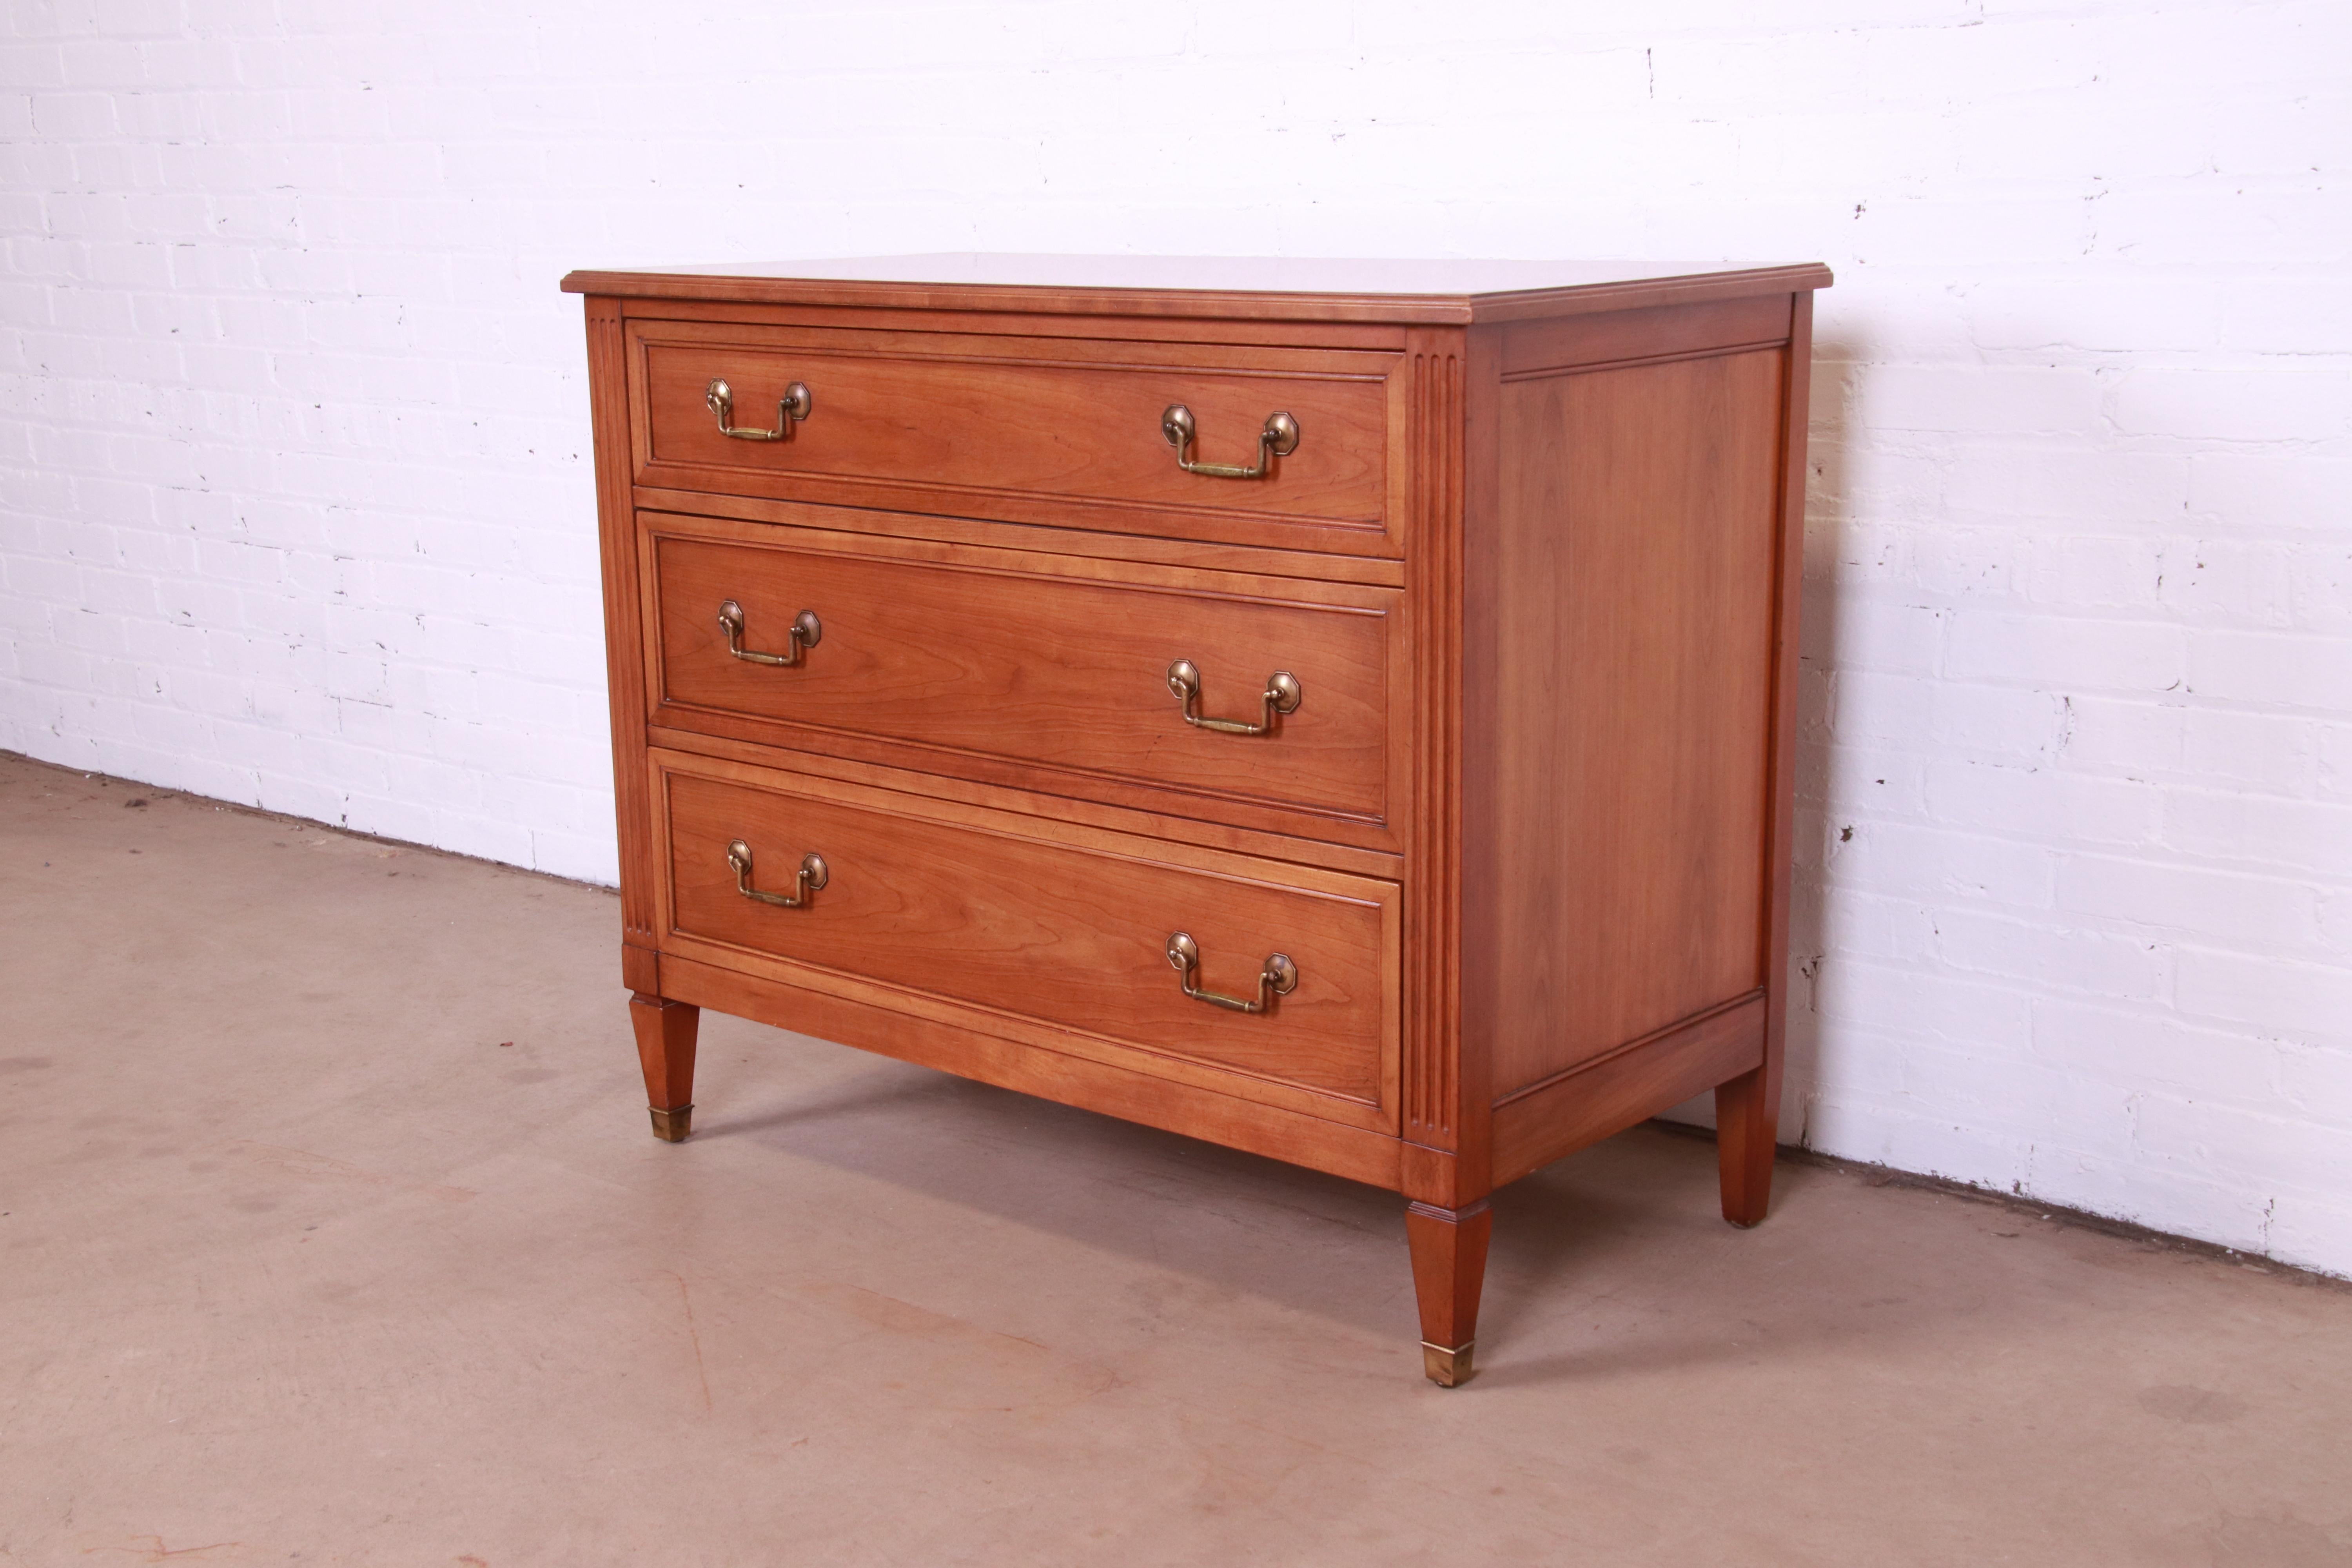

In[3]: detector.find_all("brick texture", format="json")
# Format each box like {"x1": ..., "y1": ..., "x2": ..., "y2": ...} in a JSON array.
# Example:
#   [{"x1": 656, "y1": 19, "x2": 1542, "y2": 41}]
[{"x1": 2, "y1": 1, "x2": 2346, "y2": 1274}]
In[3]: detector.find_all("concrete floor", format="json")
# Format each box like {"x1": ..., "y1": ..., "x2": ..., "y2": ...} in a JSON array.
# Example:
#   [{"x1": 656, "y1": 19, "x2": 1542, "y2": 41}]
[{"x1": 2, "y1": 751, "x2": 2348, "y2": 1566}]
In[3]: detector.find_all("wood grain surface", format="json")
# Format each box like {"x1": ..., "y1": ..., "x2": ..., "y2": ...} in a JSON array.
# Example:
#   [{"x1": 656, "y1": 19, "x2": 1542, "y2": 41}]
[
  {"x1": 632, "y1": 319, "x2": 1403, "y2": 554},
  {"x1": 1490, "y1": 992, "x2": 1767, "y2": 1187},
  {"x1": 1720, "y1": 290, "x2": 1820, "y2": 1228},
  {"x1": 647, "y1": 517, "x2": 1395, "y2": 827},
  {"x1": 584, "y1": 296, "x2": 661, "y2": 964},
  {"x1": 628, "y1": 992, "x2": 698, "y2": 1114},
  {"x1": 657, "y1": 755, "x2": 1397, "y2": 1115},
  {"x1": 1406, "y1": 1198, "x2": 1493, "y2": 1381},
  {"x1": 1481, "y1": 346, "x2": 1784, "y2": 1101}
]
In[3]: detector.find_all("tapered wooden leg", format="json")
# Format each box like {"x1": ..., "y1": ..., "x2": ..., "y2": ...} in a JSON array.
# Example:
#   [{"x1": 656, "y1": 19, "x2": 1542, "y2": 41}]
[
  {"x1": 630, "y1": 993, "x2": 700, "y2": 1142},
  {"x1": 1405, "y1": 1198, "x2": 1492, "y2": 1387},
  {"x1": 1715, "y1": 1063, "x2": 1780, "y2": 1227}
]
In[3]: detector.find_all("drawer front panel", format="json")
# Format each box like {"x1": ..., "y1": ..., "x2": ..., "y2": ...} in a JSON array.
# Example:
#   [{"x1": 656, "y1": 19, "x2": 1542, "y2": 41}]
[
  {"x1": 630, "y1": 319, "x2": 1403, "y2": 555},
  {"x1": 657, "y1": 757, "x2": 1396, "y2": 1120},
  {"x1": 647, "y1": 518, "x2": 1396, "y2": 828}
]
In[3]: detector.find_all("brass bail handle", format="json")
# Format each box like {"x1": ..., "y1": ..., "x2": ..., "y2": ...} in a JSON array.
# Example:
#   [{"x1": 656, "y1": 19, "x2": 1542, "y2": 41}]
[
  {"x1": 1165, "y1": 932, "x2": 1298, "y2": 1014},
  {"x1": 1166, "y1": 659, "x2": 1301, "y2": 735},
  {"x1": 1160, "y1": 404, "x2": 1300, "y2": 479},
  {"x1": 706, "y1": 376, "x2": 812, "y2": 441},
  {"x1": 726, "y1": 839, "x2": 828, "y2": 909},
  {"x1": 717, "y1": 600, "x2": 821, "y2": 666}
]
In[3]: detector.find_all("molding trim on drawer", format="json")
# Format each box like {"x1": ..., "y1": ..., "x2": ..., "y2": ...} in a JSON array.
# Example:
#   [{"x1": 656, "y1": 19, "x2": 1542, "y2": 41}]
[
  {"x1": 615, "y1": 297, "x2": 1419, "y2": 353},
  {"x1": 1497, "y1": 294, "x2": 1797, "y2": 381},
  {"x1": 642, "y1": 727, "x2": 1405, "y2": 883},
  {"x1": 630, "y1": 487, "x2": 1409, "y2": 588},
  {"x1": 1490, "y1": 992, "x2": 1768, "y2": 1187}
]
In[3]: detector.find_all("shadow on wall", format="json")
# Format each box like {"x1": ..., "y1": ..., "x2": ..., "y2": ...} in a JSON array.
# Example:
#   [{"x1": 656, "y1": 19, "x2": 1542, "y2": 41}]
[{"x1": 1781, "y1": 327, "x2": 1862, "y2": 1151}]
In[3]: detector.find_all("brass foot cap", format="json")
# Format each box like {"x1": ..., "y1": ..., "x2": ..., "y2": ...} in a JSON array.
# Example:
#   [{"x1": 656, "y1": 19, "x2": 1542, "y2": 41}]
[
  {"x1": 648, "y1": 1103, "x2": 693, "y2": 1142},
  {"x1": 1422, "y1": 1340, "x2": 1474, "y2": 1387}
]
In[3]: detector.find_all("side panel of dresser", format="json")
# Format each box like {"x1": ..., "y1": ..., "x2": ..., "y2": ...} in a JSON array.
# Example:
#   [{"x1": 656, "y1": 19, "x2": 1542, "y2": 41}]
[{"x1": 1459, "y1": 293, "x2": 1813, "y2": 1192}]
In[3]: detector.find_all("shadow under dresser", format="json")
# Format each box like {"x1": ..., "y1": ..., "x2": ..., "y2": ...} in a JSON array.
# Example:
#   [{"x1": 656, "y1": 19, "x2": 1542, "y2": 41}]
[{"x1": 560, "y1": 254, "x2": 1832, "y2": 1385}]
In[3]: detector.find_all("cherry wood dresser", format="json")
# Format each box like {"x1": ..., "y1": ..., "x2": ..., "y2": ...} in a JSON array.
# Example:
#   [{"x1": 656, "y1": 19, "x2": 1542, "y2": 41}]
[{"x1": 561, "y1": 255, "x2": 1831, "y2": 1385}]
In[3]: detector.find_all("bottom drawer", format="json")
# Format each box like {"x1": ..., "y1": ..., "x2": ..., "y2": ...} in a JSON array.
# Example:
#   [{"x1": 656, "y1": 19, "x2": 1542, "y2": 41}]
[{"x1": 652, "y1": 751, "x2": 1399, "y2": 1128}]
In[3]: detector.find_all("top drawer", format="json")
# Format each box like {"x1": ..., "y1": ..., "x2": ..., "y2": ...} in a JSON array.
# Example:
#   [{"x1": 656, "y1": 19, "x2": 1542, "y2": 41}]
[{"x1": 626, "y1": 319, "x2": 1407, "y2": 557}]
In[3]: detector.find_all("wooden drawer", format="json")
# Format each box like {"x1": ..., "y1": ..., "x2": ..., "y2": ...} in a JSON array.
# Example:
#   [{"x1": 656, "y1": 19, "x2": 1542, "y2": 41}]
[
  {"x1": 641, "y1": 512, "x2": 1401, "y2": 839},
  {"x1": 652, "y1": 751, "x2": 1399, "y2": 1130},
  {"x1": 626, "y1": 318, "x2": 1406, "y2": 557}
]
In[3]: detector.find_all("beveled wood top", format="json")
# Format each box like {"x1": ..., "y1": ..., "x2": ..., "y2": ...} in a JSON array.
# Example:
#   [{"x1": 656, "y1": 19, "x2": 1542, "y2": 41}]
[{"x1": 560, "y1": 253, "x2": 1834, "y2": 325}]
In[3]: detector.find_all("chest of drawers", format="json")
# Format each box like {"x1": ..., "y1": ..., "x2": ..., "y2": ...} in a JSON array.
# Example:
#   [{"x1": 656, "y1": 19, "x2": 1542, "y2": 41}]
[{"x1": 562, "y1": 256, "x2": 1830, "y2": 1385}]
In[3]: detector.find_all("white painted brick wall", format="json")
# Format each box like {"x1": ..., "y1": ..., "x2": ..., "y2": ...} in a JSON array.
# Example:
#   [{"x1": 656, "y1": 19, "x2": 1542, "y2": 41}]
[{"x1": 3, "y1": 1, "x2": 2347, "y2": 1274}]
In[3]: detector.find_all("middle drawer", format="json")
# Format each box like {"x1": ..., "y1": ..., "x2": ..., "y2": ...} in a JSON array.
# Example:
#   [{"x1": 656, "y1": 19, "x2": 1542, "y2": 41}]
[{"x1": 641, "y1": 511, "x2": 1403, "y2": 842}]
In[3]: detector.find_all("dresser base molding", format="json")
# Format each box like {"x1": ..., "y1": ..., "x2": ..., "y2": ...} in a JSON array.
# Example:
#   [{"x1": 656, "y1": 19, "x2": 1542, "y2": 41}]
[
  {"x1": 652, "y1": 953, "x2": 1408, "y2": 1189},
  {"x1": 1490, "y1": 992, "x2": 1768, "y2": 1187},
  {"x1": 644, "y1": 722, "x2": 1404, "y2": 883},
  {"x1": 637, "y1": 953, "x2": 1773, "y2": 1198}
]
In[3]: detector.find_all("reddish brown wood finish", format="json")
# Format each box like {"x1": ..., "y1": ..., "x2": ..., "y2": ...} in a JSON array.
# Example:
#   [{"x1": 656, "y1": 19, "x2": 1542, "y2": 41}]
[
  {"x1": 572, "y1": 258, "x2": 1827, "y2": 1383},
  {"x1": 654, "y1": 750, "x2": 1399, "y2": 1127},
  {"x1": 633, "y1": 486, "x2": 1407, "y2": 590},
  {"x1": 1437, "y1": 322, "x2": 1504, "y2": 1225},
  {"x1": 1498, "y1": 292, "x2": 1792, "y2": 378},
  {"x1": 1400, "y1": 329, "x2": 1478, "y2": 1210},
  {"x1": 1720, "y1": 291, "x2": 1819, "y2": 1228},
  {"x1": 629, "y1": 992, "x2": 699, "y2": 1142},
  {"x1": 643, "y1": 512, "x2": 1401, "y2": 835},
  {"x1": 1481, "y1": 348, "x2": 1783, "y2": 1101},
  {"x1": 630, "y1": 319, "x2": 1407, "y2": 557},
  {"x1": 1716, "y1": 1065, "x2": 1777, "y2": 1227},
  {"x1": 623, "y1": 295, "x2": 1413, "y2": 353},
  {"x1": 586, "y1": 298, "x2": 661, "y2": 969},
  {"x1": 1492, "y1": 992, "x2": 1767, "y2": 1187},
  {"x1": 1405, "y1": 1199, "x2": 1492, "y2": 1386}
]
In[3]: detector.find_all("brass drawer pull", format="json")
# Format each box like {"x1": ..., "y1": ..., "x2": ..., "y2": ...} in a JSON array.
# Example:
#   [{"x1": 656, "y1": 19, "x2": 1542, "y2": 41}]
[
  {"x1": 717, "y1": 600, "x2": 820, "y2": 667},
  {"x1": 1160, "y1": 403, "x2": 1300, "y2": 479},
  {"x1": 1165, "y1": 932, "x2": 1298, "y2": 1014},
  {"x1": 706, "y1": 376, "x2": 812, "y2": 441},
  {"x1": 1166, "y1": 659, "x2": 1301, "y2": 735},
  {"x1": 726, "y1": 839, "x2": 828, "y2": 908}
]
